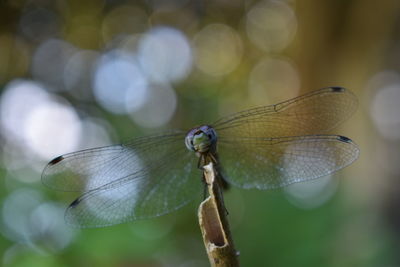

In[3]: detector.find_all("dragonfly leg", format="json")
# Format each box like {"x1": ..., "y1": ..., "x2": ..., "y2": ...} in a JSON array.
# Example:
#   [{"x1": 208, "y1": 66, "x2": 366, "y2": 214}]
[
  {"x1": 201, "y1": 173, "x2": 209, "y2": 199},
  {"x1": 216, "y1": 173, "x2": 229, "y2": 216},
  {"x1": 197, "y1": 154, "x2": 205, "y2": 170},
  {"x1": 203, "y1": 183, "x2": 208, "y2": 200}
]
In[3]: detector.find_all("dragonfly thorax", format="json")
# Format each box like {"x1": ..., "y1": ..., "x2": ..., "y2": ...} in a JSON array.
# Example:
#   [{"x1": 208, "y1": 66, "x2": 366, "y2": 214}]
[{"x1": 185, "y1": 125, "x2": 217, "y2": 154}]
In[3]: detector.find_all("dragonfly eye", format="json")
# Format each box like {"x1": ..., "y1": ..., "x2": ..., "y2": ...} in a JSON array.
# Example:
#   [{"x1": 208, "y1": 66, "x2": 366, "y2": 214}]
[
  {"x1": 184, "y1": 132, "x2": 195, "y2": 151},
  {"x1": 205, "y1": 127, "x2": 217, "y2": 142}
]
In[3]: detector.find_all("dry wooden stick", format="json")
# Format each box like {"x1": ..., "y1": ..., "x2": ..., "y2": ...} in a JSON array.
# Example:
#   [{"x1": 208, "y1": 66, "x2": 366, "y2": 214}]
[{"x1": 198, "y1": 162, "x2": 240, "y2": 267}]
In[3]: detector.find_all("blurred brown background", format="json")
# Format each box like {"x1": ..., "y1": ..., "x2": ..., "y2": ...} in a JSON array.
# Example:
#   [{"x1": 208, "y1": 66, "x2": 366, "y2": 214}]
[{"x1": 1, "y1": 0, "x2": 400, "y2": 266}]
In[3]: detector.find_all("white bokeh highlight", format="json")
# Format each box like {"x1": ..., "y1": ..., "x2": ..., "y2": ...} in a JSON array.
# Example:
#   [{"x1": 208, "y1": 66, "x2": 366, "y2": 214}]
[
  {"x1": 284, "y1": 175, "x2": 337, "y2": 209},
  {"x1": 137, "y1": 26, "x2": 193, "y2": 83},
  {"x1": 0, "y1": 79, "x2": 82, "y2": 160},
  {"x1": 93, "y1": 51, "x2": 149, "y2": 114},
  {"x1": 1, "y1": 188, "x2": 74, "y2": 252},
  {"x1": 130, "y1": 83, "x2": 177, "y2": 128},
  {"x1": 23, "y1": 102, "x2": 82, "y2": 159},
  {"x1": 369, "y1": 71, "x2": 400, "y2": 140}
]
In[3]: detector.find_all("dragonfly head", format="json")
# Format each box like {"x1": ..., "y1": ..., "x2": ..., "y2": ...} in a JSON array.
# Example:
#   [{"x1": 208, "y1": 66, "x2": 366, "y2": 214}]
[{"x1": 185, "y1": 125, "x2": 217, "y2": 154}]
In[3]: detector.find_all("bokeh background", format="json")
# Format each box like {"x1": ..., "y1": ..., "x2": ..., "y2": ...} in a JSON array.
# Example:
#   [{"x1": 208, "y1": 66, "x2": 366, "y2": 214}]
[{"x1": 1, "y1": 0, "x2": 400, "y2": 266}]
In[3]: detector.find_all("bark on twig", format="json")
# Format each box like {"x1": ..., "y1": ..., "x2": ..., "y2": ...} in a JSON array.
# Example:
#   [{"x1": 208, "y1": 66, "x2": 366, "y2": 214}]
[{"x1": 198, "y1": 162, "x2": 239, "y2": 267}]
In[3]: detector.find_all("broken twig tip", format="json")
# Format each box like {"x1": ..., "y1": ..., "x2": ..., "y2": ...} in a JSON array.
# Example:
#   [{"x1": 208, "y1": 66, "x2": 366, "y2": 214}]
[{"x1": 198, "y1": 162, "x2": 239, "y2": 266}]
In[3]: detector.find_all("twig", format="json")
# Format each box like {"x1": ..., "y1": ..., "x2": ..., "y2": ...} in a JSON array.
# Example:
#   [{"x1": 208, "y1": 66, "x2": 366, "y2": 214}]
[{"x1": 198, "y1": 162, "x2": 240, "y2": 267}]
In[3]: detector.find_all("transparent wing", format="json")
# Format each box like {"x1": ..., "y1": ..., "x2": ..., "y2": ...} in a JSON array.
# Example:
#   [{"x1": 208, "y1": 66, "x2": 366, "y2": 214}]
[
  {"x1": 43, "y1": 132, "x2": 186, "y2": 192},
  {"x1": 42, "y1": 132, "x2": 202, "y2": 227},
  {"x1": 213, "y1": 87, "x2": 357, "y2": 138},
  {"x1": 217, "y1": 135, "x2": 359, "y2": 189}
]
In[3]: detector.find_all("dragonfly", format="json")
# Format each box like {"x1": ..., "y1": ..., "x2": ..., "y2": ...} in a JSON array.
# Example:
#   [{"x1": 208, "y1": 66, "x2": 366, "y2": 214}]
[{"x1": 42, "y1": 87, "x2": 359, "y2": 228}]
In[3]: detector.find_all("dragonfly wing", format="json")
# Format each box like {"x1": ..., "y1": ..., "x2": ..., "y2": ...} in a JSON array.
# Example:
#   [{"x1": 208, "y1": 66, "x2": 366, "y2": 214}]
[
  {"x1": 42, "y1": 132, "x2": 187, "y2": 192},
  {"x1": 217, "y1": 135, "x2": 359, "y2": 189},
  {"x1": 65, "y1": 148, "x2": 200, "y2": 227},
  {"x1": 42, "y1": 132, "x2": 203, "y2": 227},
  {"x1": 213, "y1": 87, "x2": 357, "y2": 137}
]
